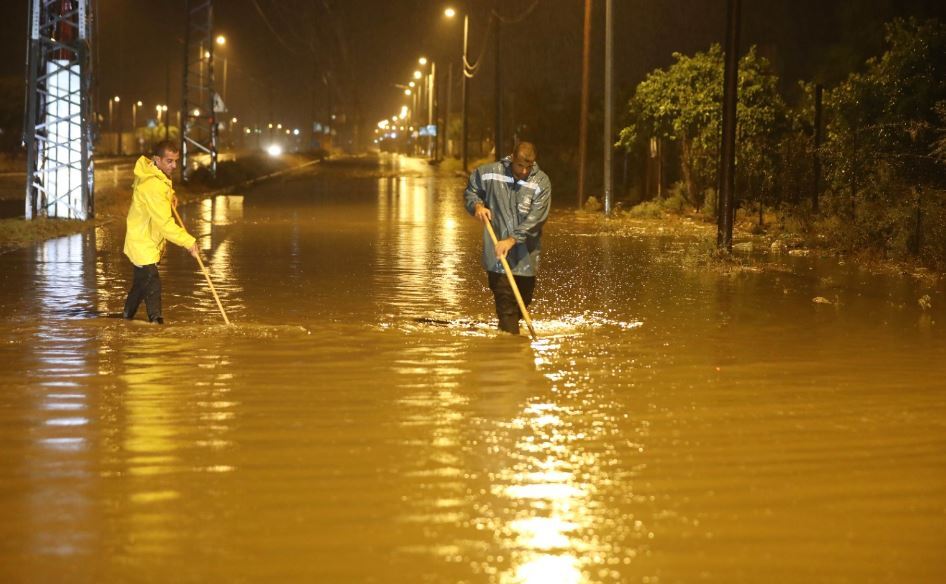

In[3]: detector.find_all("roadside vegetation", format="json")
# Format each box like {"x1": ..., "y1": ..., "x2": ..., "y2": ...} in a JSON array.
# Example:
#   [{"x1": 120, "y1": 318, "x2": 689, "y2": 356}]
[{"x1": 615, "y1": 17, "x2": 946, "y2": 270}]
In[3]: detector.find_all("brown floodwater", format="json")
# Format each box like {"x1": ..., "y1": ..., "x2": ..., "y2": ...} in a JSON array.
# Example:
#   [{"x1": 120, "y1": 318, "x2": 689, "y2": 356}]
[{"x1": 1, "y1": 155, "x2": 944, "y2": 583}]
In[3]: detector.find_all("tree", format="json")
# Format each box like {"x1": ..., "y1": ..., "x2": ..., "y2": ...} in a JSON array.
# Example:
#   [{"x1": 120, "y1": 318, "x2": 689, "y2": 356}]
[
  {"x1": 618, "y1": 45, "x2": 787, "y2": 211},
  {"x1": 823, "y1": 17, "x2": 946, "y2": 258}
]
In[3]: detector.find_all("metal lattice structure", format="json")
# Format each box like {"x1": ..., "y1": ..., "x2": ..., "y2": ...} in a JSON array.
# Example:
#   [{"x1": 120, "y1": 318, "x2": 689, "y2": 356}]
[
  {"x1": 24, "y1": 0, "x2": 95, "y2": 220},
  {"x1": 181, "y1": 0, "x2": 217, "y2": 181}
]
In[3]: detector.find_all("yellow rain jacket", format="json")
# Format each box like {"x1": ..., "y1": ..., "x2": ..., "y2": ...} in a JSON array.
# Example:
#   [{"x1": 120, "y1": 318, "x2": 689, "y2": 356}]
[{"x1": 123, "y1": 156, "x2": 196, "y2": 266}]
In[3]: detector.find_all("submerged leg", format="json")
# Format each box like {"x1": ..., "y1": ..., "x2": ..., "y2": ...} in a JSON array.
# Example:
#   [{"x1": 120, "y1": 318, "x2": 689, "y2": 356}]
[{"x1": 487, "y1": 271, "x2": 536, "y2": 335}]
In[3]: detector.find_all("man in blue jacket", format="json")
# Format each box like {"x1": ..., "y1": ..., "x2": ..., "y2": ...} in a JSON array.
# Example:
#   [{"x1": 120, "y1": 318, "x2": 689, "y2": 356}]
[{"x1": 464, "y1": 141, "x2": 551, "y2": 334}]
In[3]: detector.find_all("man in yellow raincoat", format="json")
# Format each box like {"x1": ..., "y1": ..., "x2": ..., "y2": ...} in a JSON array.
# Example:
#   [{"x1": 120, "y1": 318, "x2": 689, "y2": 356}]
[{"x1": 122, "y1": 140, "x2": 199, "y2": 324}]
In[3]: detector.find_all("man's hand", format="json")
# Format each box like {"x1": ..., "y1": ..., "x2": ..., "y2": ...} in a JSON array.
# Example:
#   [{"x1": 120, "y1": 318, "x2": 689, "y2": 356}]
[
  {"x1": 474, "y1": 202, "x2": 492, "y2": 223},
  {"x1": 171, "y1": 194, "x2": 179, "y2": 209},
  {"x1": 187, "y1": 242, "x2": 200, "y2": 259},
  {"x1": 494, "y1": 237, "x2": 516, "y2": 259}
]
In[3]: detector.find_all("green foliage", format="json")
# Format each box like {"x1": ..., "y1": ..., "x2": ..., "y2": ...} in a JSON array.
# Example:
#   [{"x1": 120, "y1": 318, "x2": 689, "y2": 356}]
[
  {"x1": 619, "y1": 16, "x2": 946, "y2": 268},
  {"x1": 627, "y1": 200, "x2": 663, "y2": 219},
  {"x1": 619, "y1": 45, "x2": 788, "y2": 211},
  {"x1": 822, "y1": 17, "x2": 946, "y2": 260}
]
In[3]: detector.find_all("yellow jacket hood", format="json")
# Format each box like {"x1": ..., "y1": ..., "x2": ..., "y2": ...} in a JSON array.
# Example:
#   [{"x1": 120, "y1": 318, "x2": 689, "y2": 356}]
[{"x1": 133, "y1": 154, "x2": 172, "y2": 188}]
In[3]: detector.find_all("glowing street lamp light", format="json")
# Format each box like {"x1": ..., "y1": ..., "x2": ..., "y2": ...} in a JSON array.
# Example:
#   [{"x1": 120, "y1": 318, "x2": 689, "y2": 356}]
[
  {"x1": 109, "y1": 96, "x2": 123, "y2": 155},
  {"x1": 132, "y1": 100, "x2": 143, "y2": 132},
  {"x1": 215, "y1": 34, "x2": 226, "y2": 46},
  {"x1": 444, "y1": 7, "x2": 456, "y2": 18},
  {"x1": 418, "y1": 57, "x2": 428, "y2": 66},
  {"x1": 413, "y1": 70, "x2": 422, "y2": 80},
  {"x1": 404, "y1": 89, "x2": 412, "y2": 96}
]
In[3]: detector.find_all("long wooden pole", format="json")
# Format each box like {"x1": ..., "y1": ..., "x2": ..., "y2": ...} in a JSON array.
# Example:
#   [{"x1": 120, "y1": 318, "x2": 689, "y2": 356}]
[
  {"x1": 577, "y1": 0, "x2": 592, "y2": 208},
  {"x1": 484, "y1": 221, "x2": 537, "y2": 340},
  {"x1": 603, "y1": 0, "x2": 613, "y2": 216},
  {"x1": 171, "y1": 205, "x2": 231, "y2": 325}
]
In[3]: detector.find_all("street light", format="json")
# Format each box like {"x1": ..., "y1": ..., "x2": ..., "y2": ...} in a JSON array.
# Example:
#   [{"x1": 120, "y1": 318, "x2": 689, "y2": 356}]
[
  {"x1": 152, "y1": 105, "x2": 166, "y2": 149},
  {"x1": 132, "y1": 100, "x2": 142, "y2": 128},
  {"x1": 132, "y1": 100, "x2": 143, "y2": 151},
  {"x1": 444, "y1": 6, "x2": 470, "y2": 170},
  {"x1": 418, "y1": 57, "x2": 428, "y2": 66},
  {"x1": 215, "y1": 34, "x2": 230, "y2": 106},
  {"x1": 110, "y1": 96, "x2": 123, "y2": 156}
]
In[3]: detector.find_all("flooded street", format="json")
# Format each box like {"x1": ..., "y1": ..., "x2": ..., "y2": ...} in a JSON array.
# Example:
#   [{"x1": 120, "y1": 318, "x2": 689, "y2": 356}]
[{"x1": 1, "y1": 155, "x2": 945, "y2": 582}]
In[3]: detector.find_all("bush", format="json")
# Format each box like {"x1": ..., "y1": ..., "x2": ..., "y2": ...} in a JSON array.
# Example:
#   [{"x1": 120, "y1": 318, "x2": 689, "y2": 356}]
[{"x1": 627, "y1": 200, "x2": 664, "y2": 218}]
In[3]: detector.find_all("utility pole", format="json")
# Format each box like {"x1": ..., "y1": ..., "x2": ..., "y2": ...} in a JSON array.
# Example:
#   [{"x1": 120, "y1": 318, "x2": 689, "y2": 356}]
[
  {"x1": 434, "y1": 64, "x2": 441, "y2": 160},
  {"x1": 461, "y1": 13, "x2": 470, "y2": 172},
  {"x1": 577, "y1": 0, "x2": 592, "y2": 208},
  {"x1": 428, "y1": 62, "x2": 436, "y2": 158},
  {"x1": 603, "y1": 0, "x2": 613, "y2": 216},
  {"x1": 717, "y1": 0, "x2": 741, "y2": 251},
  {"x1": 165, "y1": 60, "x2": 170, "y2": 140},
  {"x1": 445, "y1": 63, "x2": 453, "y2": 158},
  {"x1": 494, "y1": 7, "x2": 502, "y2": 160},
  {"x1": 813, "y1": 83, "x2": 823, "y2": 213},
  {"x1": 116, "y1": 98, "x2": 123, "y2": 156}
]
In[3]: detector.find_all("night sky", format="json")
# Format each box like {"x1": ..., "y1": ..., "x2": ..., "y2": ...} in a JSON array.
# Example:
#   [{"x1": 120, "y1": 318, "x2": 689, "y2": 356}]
[{"x1": 3, "y1": 0, "x2": 945, "y2": 139}]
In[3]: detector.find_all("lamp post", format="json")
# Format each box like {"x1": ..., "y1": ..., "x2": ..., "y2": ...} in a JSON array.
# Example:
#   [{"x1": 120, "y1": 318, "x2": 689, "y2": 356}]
[
  {"x1": 132, "y1": 100, "x2": 142, "y2": 131},
  {"x1": 155, "y1": 104, "x2": 169, "y2": 142},
  {"x1": 132, "y1": 100, "x2": 142, "y2": 152},
  {"x1": 444, "y1": 7, "x2": 469, "y2": 171},
  {"x1": 113, "y1": 96, "x2": 122, "y2": 156},
  {"x1": 216, "y1": 34, "x2": 229, "y2": 106},
  {"x1": 154, "y1": 105, "x2": 163, "y2": 149}
]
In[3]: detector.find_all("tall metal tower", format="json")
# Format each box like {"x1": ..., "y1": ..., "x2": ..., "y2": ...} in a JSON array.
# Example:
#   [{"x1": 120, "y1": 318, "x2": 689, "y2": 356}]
[
  {"x1": 181, "y1": 0, "x2": 217, "y2": 181},
  {"x1": 24, "y1": 0, "x2": 95, "y2": 220}
]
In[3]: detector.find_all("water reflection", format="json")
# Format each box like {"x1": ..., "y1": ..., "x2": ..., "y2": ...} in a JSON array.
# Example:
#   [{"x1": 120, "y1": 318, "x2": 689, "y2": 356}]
[
  {"x1": 115, "y1": 334, "x2": 238, "y2": 558},
  {"x1": 187, "y1": 196, "x2": 244, "y2": 320},
  {"x1": 22, "y1": 233, "x2": 101, "y2": 559},
  {"x1": 496, "y1": 397, "x2": 593, "y2": 583}
]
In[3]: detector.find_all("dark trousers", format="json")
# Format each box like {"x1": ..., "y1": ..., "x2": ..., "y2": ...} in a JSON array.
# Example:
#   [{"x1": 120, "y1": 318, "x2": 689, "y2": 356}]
[
  {"x1": 123, "y1": 264, "x2": 163, "y2": 323},
  {"x1": 487, "y1": 271, "x2": 536, "y2": 335}
]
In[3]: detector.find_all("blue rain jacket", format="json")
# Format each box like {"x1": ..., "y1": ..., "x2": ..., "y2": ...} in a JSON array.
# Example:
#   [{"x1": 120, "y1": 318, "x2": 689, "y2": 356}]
[{"x1": 464, "y1": 157, "x2": 552, "y2": 277}]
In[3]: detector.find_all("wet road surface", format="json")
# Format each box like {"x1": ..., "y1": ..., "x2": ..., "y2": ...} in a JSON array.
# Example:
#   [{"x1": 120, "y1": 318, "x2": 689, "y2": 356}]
[{"x1": 1, "y1": 155, "x2": 945, "y2": 582}]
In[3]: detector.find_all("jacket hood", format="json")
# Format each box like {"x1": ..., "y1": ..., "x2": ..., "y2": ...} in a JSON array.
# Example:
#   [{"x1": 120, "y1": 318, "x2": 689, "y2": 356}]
[{"x1": 133, "y1": 155, "x2": 172, "y2": 186}]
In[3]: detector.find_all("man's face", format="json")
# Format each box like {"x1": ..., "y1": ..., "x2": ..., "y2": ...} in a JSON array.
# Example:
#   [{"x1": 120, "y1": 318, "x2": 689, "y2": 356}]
[
  {"x1": 152, "y1": 150, "x2": 179, "y2": 178},
  {"x1": 511, "y1": 151, "x2": 536, "y2": 181}
]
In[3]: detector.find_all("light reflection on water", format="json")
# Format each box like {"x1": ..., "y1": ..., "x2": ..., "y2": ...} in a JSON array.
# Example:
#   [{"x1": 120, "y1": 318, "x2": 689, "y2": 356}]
[{"x1": 0, "y1": 155, "x2": 944, "y2": 582}]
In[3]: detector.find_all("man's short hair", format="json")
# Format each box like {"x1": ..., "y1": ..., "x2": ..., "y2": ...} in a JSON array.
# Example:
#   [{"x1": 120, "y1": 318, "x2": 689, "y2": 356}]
[
  {"x1": 514, "y1": 141, "x2": 537, "y2": 160},
  {"x1": 153, "y1": 140, "x2": 180, "y2": 158}
]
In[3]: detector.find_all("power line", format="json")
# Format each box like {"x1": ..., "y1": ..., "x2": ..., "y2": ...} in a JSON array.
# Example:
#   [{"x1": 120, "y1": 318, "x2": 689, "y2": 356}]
[{"x1": 248, "y1": 0, "x2": 303, "y2": 55}]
